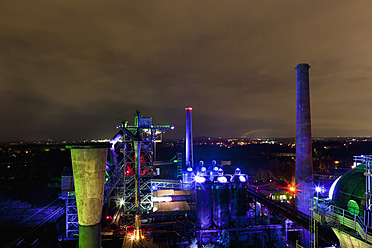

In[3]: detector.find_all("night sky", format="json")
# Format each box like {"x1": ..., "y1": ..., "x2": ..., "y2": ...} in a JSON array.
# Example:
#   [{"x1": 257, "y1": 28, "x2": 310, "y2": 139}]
[{"x1": 1, "y1": 1, "x2": 372, "y2": 141}]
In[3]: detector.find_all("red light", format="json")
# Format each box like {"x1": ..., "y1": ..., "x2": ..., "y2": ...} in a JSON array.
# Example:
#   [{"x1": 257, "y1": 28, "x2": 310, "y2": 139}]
[
  {"x1": 287, "y1": 184, "x2": 298, "y2": 195},
  {"x1": 185, "y1": 107, "x2": 193, "y2": 111}
]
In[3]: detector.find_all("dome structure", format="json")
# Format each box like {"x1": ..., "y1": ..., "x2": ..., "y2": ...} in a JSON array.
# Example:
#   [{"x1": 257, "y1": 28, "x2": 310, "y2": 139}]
[{"x1": 331, "y1": 163, "x2": 366, "y2": 212}]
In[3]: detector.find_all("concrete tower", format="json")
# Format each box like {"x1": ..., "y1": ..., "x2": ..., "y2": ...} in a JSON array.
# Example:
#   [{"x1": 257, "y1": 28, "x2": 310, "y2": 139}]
[
  {"x1": 295, "y1": 63, "x2": 313, "y2": 216},
  {"x1": 185, "y1": 107, "x2": 194, "y2": 168},
  {"x1": 70, "y1": 147, "x2": 108, "y2": 248}
]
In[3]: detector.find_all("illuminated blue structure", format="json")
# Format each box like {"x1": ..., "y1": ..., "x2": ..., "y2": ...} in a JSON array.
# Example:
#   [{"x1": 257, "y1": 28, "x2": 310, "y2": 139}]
[
  {"x1": 213, "y1": 171, "x2": 230, "y2": 228},
  {"x1": 185, "y1": 107, "x2": 194, "y2": 168},
  {"x1": 196, "y1": 175, "x2": 212, "y2": 229},
  {"x1": 230, "y1": 168, "x2": 248, "y2": 228},
  {"x1": 182, "y1": 166, "x2": 194, "y2": 188}
]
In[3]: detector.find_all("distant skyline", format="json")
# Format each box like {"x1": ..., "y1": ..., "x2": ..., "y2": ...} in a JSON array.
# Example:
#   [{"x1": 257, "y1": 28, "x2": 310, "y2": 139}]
[{"x1": 1, "y1": 1, "x2": 372, "y2": 141}]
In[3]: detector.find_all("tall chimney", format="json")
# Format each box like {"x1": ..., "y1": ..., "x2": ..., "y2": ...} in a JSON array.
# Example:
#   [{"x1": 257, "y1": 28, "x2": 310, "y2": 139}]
[
  {"x1": 295, "y1": 63, "x2": 313, "y2": 216},
  {"x1": 70, "y1": 147, "x2": 108, "y2": 248},
  {"x1": 185, "y1": 107, "x2": 194, "y2": 168}
]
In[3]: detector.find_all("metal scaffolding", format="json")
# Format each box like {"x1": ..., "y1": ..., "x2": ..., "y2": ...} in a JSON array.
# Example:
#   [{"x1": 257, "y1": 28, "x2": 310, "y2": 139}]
[
  {"x1": 104, "y1": 110, "x2": 174, "y2": 213},
  {"x1": 176, "y1": 152, "x2": 183, "y2": 178},
  {"x1": 62, "y1": 110, "x2": 173, "y2": 240},
  {"x1": 151, "y1": 179, "x2": 193, "y2": 190},
  {"x1": 64, "y1": 197, "x2": 79, "y2": 240},
  {"x1": 354, "y1": 155, "x2": 372, "y2": 211},
  {"x1": 309, "y1": 200, "x2": 318, "y2": 248}
]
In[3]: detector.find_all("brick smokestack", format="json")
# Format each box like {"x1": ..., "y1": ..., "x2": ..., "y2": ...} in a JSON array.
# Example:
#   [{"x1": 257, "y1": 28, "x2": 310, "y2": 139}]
[{"x1": 295, "y1": 63, "x2": 313, "y2": 216}]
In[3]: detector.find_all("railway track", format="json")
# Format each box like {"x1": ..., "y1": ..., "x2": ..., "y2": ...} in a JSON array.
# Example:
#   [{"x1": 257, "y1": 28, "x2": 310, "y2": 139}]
[{"x1": 1, "y1": 199, "x2": 65, "y2": 248}]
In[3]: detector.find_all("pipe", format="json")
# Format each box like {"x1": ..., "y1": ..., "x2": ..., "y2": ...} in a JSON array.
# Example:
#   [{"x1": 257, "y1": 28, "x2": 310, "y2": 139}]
[
  {"x1": 134, "y1": 140, "x2": 142, "y2": 241},
  {"x1": 109, "y1": 130, "x2": 124, "y2": 168}
]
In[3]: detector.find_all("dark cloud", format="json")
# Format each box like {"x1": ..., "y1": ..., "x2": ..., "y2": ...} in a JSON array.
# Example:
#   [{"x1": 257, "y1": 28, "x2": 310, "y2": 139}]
[{"x1": 1, "y1": 0, "x2": 372, "y2": 141}]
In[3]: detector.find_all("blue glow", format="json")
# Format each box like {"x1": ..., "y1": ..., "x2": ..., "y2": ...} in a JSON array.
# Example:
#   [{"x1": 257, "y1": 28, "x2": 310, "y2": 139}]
[
  {"x1": 315, "y1": 186, "x2": 322, "y2": 193},
  {"x1": 328, "y1": 176, "x2": 342, "y2": 200},
  {"x1": 195, "y1": 176, "x2": 206, "y2": 183},
  {"x1": 110, "y1": 133, "x2": 122, "y2": 147},
  {"x1": 187, "y1": 167, "x2": 193, "y2": 172},
  {"x1": 235, "y1": 168, "x2": 241, "y2": 175},
  {"x1": 217, "y1": 176, "x2": 228, "y2": 183},
  {"x1": 213, "y1": 166, "x2": 219, "y2": 171},
  {"x1": 201, "y1": 166, "x2": 206, "y2": 172},
  {"x1": 239, "y1": 175, "x2": 246, "y2": 183}
]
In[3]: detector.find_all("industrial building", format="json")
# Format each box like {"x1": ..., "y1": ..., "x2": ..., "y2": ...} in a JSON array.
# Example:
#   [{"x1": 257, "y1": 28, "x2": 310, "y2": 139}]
[
  {"x1": 60, "y1": 109, "x2": 297, "y2": 247},
  {"x1": 41, "y1": 64, "x2": 372, "y2": 247}
]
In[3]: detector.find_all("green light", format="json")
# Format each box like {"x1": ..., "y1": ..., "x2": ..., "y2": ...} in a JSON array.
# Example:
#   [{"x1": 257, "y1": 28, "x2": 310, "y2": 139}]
[
  {"x1": 105, "y1": 171, "x2": 109, "y2": 184},
  {"x1": 347, "y1": 200, "x2": 360, "y2": 215}
]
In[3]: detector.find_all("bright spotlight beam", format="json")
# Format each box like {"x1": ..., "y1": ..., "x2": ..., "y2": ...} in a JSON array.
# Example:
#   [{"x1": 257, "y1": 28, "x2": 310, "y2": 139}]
[
  {"x1": 315, "y1": 186, "x2": 322, "y2": 193},
  {"x1": 195, "y1": 176, "x2": 206, "y2": 183}
]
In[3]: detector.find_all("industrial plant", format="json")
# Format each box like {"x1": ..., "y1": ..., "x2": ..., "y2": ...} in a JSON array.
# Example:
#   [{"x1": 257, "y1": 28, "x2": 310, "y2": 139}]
[{"x1": 3, "y1": 64, "x2": 372, "y2": 248}]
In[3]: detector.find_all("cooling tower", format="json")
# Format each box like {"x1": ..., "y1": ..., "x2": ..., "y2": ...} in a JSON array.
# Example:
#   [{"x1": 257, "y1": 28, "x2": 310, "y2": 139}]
[{"x1": 71, "y1": 147, "x2": 108, "y2": 248}]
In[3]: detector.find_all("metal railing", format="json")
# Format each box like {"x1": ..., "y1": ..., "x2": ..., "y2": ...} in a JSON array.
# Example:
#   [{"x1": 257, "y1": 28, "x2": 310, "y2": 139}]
[
  {"x1": 312, "y1": 201, "x2": 372, "y2": 244},
  {"x1": 151, "y1": 179, "x2": 194, "y2": 190}
]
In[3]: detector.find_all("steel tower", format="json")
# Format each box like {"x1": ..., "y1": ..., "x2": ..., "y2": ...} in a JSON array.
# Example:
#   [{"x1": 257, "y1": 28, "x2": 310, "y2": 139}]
[
  {"x1": 104, "y1": 110, "x2": 174, "y2": 213},
  {"x1": 62, "y1": 111, "x2": 174, "y2": 240}
]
